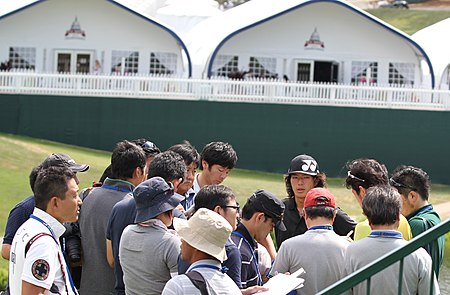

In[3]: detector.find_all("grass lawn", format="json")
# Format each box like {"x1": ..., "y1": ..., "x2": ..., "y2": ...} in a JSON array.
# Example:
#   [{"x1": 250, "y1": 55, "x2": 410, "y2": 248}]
[{"x1": 367, "y1": 8, "x2": 450, "y2": 35}]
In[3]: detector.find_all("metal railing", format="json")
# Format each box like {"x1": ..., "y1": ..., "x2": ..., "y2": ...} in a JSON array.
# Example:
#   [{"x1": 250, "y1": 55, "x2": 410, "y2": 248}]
[
  {"x1": 317, "y1": 218, "x2": 450, "y2": 295},
  {"x1": 1, "y1": 71, "x2": 450, "y2": 111}
]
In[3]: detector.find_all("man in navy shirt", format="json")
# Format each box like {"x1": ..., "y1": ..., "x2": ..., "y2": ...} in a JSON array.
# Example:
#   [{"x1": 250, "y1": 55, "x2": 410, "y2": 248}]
[
  {"x1": 231, "y1": 190, "x2": 286, "y2": 289},
  {"x1": 2, "y1": 153, "x2": 89, "y2": 260}
]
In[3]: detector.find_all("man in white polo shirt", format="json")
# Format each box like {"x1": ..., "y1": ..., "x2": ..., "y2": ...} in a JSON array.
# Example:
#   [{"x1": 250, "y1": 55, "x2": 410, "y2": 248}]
[{"x1": 9, "y1": 166, "x2": 81, "y2": 295}]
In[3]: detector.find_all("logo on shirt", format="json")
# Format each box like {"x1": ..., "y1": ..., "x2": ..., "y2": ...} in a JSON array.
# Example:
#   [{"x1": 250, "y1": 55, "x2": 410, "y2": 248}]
[{"x1": 32, "y1": 259, "x2": 50, "y2": 281}]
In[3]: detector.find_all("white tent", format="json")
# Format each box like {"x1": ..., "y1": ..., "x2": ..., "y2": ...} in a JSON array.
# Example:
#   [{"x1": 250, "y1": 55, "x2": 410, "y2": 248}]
[
  {"x1": 412, "y1": 18, "x2": 450, "y2": 90},
  {"x1": 186, "y1": 0, "x2": 434, "y2": 86}
]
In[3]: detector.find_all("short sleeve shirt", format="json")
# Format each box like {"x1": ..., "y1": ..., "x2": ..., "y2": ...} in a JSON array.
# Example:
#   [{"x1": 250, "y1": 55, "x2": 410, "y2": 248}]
[
  {"x1": 3, "y1": 195, "x2": 35, "y2": 245},
  {"x1": 230, "y1": 223, "x2": 261, "y2": 288},
  {"x1": 9, "y1": 208, "x2": 75, "y2": 295}
]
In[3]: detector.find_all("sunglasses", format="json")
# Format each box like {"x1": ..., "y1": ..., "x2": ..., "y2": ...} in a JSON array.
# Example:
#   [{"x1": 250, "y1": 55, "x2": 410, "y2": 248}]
[
  {"x1": 389, "y1": 178, "x2": 416, "y2": 191},
  {"x1": 347, "y1": 171, "x2": 366, "y2": 183},
  {"x1": 141, "y1": 141, "x2": 160, "y2": 154}
]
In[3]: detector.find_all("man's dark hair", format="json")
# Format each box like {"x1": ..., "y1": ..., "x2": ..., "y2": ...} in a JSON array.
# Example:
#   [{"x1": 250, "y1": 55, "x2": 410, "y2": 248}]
[
  {"x1": 168, "y1": 141, "x2": 200, "y2": 167},
  {"x1": 111, "y1": 140, "x2": 146, "y2": 180},
  {"x1": 148, "y1": 151, "x2": 186, "y2": 182},
  {"x1": 390, "y1": 165, "x2": 430, "y2": 201},
  {"x1": 362, "y1": 185, "x2": 401, "y2": 226},
  {"x1": 241, "y1": 200, "x2": 258, "y2": 221},
  {"x1": 34, "y1": 167, "x2": 75, "y2": 211},
  {"x1": 29, "y1": 164, "x2": 42, "y2": 193},
  {"x1": 284, "y1": 173, "x2": 326, "y2": 198},
  {"x1": 345, "y1": 158, "x2": 388, "y2": 194},
  {"x1": 304, "y1": 206, "x2": 335, "y2": 219},
  {"x1": 194, "y1": 185, "x2": 235, "y2": 212},
  {"x1": 200, "y1": 141, "x2": 237, "y2": 170}
]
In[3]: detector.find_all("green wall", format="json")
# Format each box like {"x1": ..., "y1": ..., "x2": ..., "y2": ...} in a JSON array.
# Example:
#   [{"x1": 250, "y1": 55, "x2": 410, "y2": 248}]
[{"x1": 1, "y1": 93, "x2": 450, "y2": 184}]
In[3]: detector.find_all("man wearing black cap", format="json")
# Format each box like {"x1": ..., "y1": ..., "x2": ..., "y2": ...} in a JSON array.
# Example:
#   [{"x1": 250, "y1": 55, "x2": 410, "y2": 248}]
[
  {"x1": 119, "y1": 176, "x2": 183, "y2": 295},
  {"x1": 2, "y1": 153, "x2": 89, "y2": 261},
  {"x1": 230, "y1": 190, "x2": 286, "y2": 289},
  {"x1": 275, "y1": 154, "x2": 355, "y2": 247}
]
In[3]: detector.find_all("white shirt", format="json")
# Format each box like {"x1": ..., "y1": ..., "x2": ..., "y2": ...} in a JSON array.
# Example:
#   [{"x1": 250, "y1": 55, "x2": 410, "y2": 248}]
[
  {"x1": 193, "y1": 174, "x2": 201, "y2": 195},
  {"x1": 162, "y1": 259, "x2": 241, "y2": 295},
  {"x1": 9, "y1": 208, "x2": 76, "y2": 295}
]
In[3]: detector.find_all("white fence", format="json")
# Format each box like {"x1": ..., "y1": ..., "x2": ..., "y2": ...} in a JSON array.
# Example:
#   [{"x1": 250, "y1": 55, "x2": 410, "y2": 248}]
[{"x1": 1, "y1": 71, "x2": 450, "y2": 111}]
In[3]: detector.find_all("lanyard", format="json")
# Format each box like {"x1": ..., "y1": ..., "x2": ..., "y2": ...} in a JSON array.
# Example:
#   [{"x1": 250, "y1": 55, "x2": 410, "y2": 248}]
[
  {"x1": 231, "y1": 231, "x2": 263, "y2": 285},
  {"x1": 307, "y1": 225, "x2": 333, "y2": 231},
  {"x1": 369, "y1": 231, "x2": 402, "y2": 238},
  {"x1": 30, "y1": 215, "x2": 78, "y2": 295},
  {"x1": 102, "y1": 184, "x2": 132, "y2": 193},
  {"x1": 30, "y1": 215, "x2": 57, "y2": 239},
  {"x1": 189, "y1": 264, "x2": 228, "y2": 273}
]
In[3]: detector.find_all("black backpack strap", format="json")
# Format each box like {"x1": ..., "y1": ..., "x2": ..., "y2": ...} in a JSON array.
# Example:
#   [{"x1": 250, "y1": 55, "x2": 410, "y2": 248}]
[{"x1": 185, "y1": 271, "x2": 209, "y2": 295}]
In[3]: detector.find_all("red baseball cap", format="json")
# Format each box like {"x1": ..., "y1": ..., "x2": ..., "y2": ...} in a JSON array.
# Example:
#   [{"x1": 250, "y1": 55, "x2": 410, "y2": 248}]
[{"x1": 304, "y1": 188, "x2": 336, "y2": 209}]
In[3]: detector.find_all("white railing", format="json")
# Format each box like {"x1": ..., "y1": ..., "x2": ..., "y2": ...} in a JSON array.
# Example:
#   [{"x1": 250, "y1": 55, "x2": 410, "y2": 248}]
[{"x1": 1, "y1": 71, "x2": 450, "y2": 111}]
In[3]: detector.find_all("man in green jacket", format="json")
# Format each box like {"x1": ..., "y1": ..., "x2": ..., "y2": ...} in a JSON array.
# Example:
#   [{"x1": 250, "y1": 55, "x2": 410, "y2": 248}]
[{"x1": 390, "y1": 165, "x2": 444, "y2": 278}]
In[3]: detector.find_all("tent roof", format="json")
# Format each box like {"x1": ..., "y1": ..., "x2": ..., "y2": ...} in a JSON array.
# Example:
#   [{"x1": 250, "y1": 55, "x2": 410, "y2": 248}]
[{"x1": 412, "y1": 17, "x2": 450, "y2": 87}]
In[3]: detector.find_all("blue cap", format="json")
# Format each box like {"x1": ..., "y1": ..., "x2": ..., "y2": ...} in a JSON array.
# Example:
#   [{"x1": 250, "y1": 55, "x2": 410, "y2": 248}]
[{"x1": 134, "y1": 177, "x2": 183, "y2": 223}]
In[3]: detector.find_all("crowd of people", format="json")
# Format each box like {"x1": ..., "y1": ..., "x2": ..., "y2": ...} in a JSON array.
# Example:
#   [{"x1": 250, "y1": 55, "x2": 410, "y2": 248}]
[{"x1": 2, "y1": 138, "x2": 445, "y2": 294}]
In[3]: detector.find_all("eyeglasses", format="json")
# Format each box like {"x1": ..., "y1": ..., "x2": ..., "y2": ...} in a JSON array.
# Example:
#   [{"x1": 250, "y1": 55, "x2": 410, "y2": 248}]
[
  {"x1": 347, "y1": 171, "x2": 366, "y2": 183},
  {"x1": 223, "y1": 203, "x2": 240, "y2": 211},
  {"x1": 389, "y1": 178, "x2": 416, "y2": 191}
]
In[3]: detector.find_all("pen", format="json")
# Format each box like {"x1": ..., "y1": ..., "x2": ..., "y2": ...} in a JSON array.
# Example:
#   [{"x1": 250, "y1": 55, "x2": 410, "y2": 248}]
[{"x1": 346, "y1": 230, "x2": 354, "y2": 238}]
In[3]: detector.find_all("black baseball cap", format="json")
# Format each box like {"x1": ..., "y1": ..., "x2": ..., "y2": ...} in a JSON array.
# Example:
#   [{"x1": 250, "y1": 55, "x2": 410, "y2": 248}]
[
  {"x1": 248, "y1": 190, "x2": 286, "y2": 231},
  {"x1": 287, "y1": 154, "x2": 319, "y2": 176},
  {"x1": 42, "y1": 153, "x2": 89, "y2": 173}
]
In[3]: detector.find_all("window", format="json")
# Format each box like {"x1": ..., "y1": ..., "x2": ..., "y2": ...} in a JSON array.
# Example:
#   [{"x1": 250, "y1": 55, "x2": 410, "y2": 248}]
[
  {"x1": 351, "y1": 61, "x2": 378, "y2": 84},
  {"x1": 111, "y1": 50, "x2": 139, "y2": 74},
  {"x1": 149, "y1": 52, "x2": 177, "y2": 75},
  {"x1": 389, "y1": 63, "x2": 415, "y2": 85},
  {"x1": 212, "y1": 55, "x2": 239, "y2": 78},
  {"x1": 8, "y1": 47, "x2": 36, "y2": 70},
  {"x1": 248, "y1": 56, "x2": 277, "y2": 79}
]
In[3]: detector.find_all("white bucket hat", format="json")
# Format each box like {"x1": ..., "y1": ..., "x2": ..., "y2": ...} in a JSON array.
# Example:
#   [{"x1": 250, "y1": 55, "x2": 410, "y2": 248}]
[{"x1": 173, "y1": 208, "x2": 232, "y2": 263}]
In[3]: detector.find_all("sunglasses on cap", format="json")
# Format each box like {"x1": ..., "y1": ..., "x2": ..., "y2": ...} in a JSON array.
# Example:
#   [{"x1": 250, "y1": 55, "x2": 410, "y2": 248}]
[
  {"x1": 347, "y1": 171, "x2": 366, "y2": 183},
  {"x1": 141, "y1": 141, "x2": 160, "y2": 154},
  {"x1": 389, "y1": 177, "x2": 416, "y2": 191}
]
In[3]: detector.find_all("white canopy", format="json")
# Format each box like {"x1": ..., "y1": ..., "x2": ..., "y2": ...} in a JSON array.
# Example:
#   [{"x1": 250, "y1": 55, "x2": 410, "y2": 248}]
[{"x1": 412, "y1": 18, "x2": 450, "y2": 89}]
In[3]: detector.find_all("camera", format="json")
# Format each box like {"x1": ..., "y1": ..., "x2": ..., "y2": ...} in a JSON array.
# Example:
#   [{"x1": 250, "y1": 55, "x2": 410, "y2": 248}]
[{"x1": 62, "y1": 221, "x2": 82, "y2": 263}]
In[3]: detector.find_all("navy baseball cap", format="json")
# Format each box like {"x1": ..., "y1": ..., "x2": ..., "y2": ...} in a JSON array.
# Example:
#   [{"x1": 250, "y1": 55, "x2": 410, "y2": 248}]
[{"x1": 134, "y1": 177, "x2": 183, "y2": 223}]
